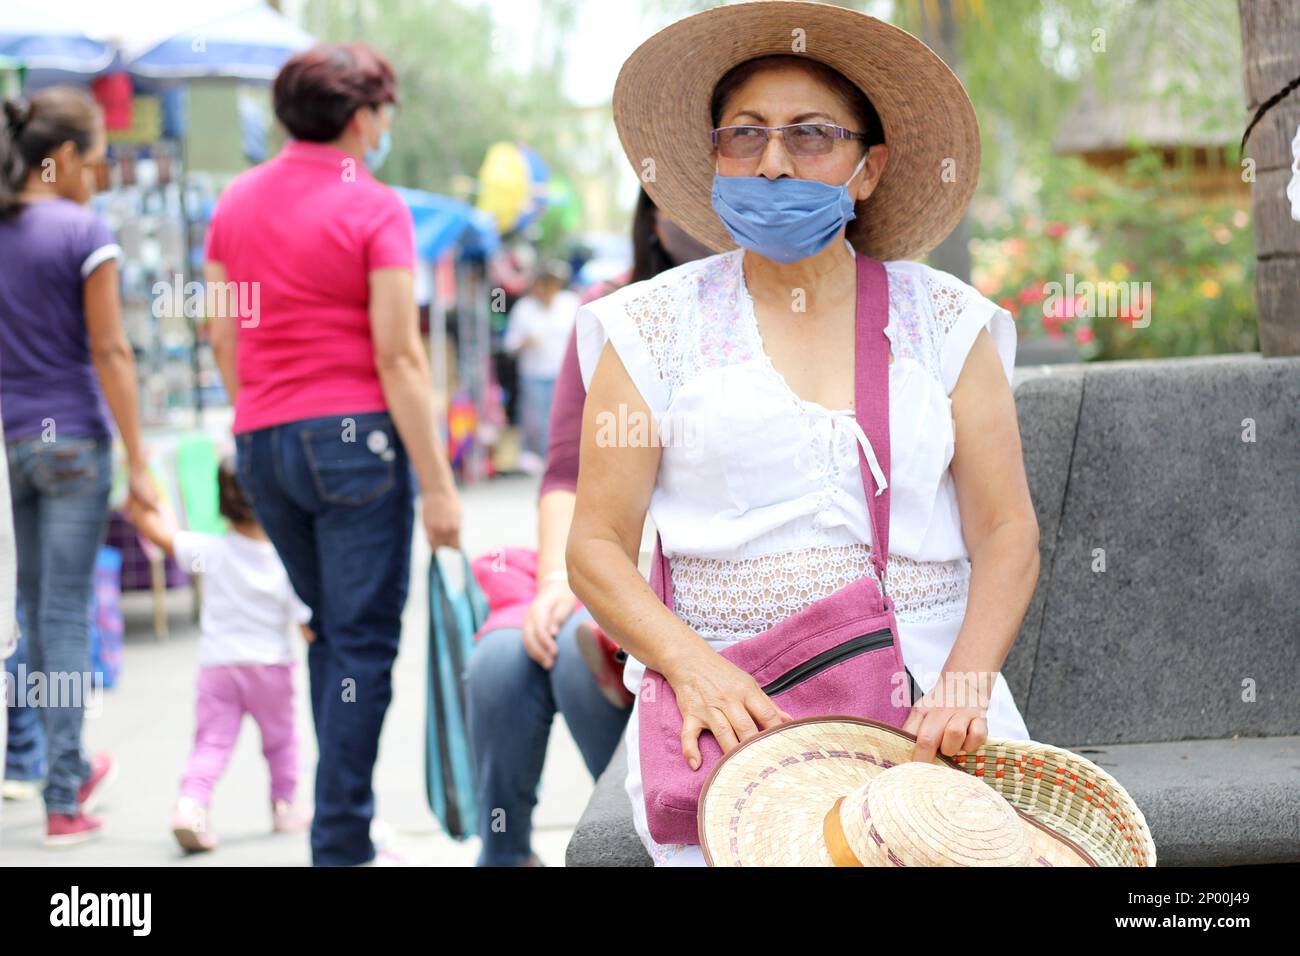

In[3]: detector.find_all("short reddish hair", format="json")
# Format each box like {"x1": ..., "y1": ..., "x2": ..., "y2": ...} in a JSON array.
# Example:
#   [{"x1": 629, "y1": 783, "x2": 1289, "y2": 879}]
[{"x1": 273, "y1": 42, "x2": 397, "y2": 142}]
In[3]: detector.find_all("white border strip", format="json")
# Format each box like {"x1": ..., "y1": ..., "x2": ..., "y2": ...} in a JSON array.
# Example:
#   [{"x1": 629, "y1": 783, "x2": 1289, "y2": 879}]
[{"x1": 80, "y1": 243, "x2": 123, "y2": 279}]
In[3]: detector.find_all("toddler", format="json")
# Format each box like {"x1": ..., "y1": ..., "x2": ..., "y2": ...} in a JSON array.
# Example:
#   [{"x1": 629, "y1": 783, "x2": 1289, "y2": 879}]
[{"x1": 128, "y1": 456, "x2": 311, "y2": 852}]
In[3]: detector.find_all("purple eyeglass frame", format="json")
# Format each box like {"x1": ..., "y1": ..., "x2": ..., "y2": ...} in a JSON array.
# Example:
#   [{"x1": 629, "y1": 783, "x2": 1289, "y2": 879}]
[{"x1": 710, "y1": 122, "x2": 868, "y2": 156}]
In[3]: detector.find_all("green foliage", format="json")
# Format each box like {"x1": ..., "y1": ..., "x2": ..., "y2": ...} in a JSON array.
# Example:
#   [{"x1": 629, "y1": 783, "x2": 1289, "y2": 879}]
[
  {"x1": 645, "y1": 0, "x2": 1257, "y2": 359},
  {"x1": 971, "y1": 148, "x2": 1257, "y2": 360},
  {"x1": 893, "y1": 0, "x2": 1128, "y2": 168},
  {"x1": 300, "y1": 0, "x2": 582, "y2": 208}
]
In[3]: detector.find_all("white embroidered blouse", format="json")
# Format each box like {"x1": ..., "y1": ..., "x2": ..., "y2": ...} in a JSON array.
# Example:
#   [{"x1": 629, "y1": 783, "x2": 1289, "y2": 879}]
[{"x1": 574, "y1": 242, "x2": 1031, "y2": 866}]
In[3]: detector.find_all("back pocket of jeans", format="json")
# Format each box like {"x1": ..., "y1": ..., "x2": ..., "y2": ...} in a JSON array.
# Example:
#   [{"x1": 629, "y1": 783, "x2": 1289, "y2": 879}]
[
  {"x1": 300, "y1": 425, "x2": 396, "y2": 506},
  {"x1": 32, "y1": 437, "x2": 107, "y2": 497}
]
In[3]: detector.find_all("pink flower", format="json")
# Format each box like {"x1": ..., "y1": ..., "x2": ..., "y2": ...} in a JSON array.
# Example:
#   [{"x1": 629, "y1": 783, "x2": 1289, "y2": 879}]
[
  {"x1": 1017, "y1": 285, "x2": 1045, "y2": 306},
  {"x1": 1045, "y1": 293, "x2": 1085, "y2": 321},
  {"x1": 1045, "y1": 221, "x2": 1068, "y2": 239},
  {"x1": 1074, "y1": 326, "x2": 1094, "y2": 345}
]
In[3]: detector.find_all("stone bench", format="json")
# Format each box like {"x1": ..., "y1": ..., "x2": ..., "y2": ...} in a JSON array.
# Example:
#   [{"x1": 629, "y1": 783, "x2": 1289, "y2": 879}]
[{"x1": 567, "y1": 353, "x2": 1300, "y2": 866}]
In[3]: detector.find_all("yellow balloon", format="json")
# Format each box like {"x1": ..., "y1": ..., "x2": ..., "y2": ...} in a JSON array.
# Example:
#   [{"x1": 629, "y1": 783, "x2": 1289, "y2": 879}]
[{"x1": 476, "y1": 142, "x2": 530, "y2": 234}]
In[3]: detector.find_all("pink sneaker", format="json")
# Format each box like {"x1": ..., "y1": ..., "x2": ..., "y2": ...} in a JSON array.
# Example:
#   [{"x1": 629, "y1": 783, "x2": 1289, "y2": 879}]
[
  {"x1": 77, "y1": 753, "x2": 117, "y2": 814},
  {"x1": 45, "y1": 811, "x2": 103, "y2": 847},
  {"x1": 271, "y1": 799, "x2": 310, "y2": 834},
  {"x1": 171, "y1": 797, "x2": 218, "y2": 853}
]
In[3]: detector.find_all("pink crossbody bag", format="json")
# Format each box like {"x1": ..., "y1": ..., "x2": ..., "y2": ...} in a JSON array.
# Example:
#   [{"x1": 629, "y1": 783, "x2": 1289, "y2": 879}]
[{"x1": 637, "y1": 253, "x2": 920, "y2": 846}]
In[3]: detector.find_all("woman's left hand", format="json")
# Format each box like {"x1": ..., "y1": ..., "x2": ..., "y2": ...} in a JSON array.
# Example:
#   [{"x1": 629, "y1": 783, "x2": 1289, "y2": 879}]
[{"x1": 902, "y1": 670, "x2": 992, "y2": 763}]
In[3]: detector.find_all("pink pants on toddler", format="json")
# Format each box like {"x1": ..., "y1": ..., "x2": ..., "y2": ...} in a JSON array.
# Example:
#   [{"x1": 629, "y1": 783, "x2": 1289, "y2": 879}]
[{"x1": 179, "y1": 663, "x2": 299, "y2": 805}]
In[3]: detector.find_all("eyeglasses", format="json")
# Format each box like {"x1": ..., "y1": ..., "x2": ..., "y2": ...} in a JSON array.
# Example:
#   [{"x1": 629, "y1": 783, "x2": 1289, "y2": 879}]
[{"x1": 711, "y1": 123, "x2": 867, "y2": 159}]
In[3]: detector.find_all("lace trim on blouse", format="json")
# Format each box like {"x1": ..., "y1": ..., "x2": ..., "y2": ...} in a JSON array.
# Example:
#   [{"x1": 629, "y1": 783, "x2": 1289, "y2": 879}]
[{"x1": 669, "y1": 545, "x2": 971, "y2": 639}]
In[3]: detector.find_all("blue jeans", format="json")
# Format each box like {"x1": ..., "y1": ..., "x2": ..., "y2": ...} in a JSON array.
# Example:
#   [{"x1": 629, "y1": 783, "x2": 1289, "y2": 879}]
[
  {"x1": 465, "y1": 606, "x2": 631, "y2": 866},
  {"x1": 235, "y1": 411, "x2": 415, "y2": 867},
  {"x1": 7, "y1": 437, "x2": 111, "y2": 814},
  {"x1": 4, "y1": 616, "x2": 48, "y2": 782},
  {"x1": 519, "y1": 376, "x2": 556, "y2": 459}
]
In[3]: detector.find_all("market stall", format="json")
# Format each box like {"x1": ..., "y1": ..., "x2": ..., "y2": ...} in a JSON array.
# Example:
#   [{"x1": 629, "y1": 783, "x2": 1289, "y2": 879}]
[{"x1": 396, "y1": 187, "x2": 503, "y2": 483}]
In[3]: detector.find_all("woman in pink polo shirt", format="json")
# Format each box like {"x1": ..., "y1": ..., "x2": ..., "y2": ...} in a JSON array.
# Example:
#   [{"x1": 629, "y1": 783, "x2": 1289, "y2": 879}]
[{"x1": 203, "y1": 42, "x2": 461, "y2": 867}]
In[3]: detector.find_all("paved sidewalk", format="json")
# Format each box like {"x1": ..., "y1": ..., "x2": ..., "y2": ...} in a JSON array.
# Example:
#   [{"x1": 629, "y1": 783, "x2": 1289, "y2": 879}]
[{"x1": 0, "y1": 474, "x2": 594, "y2": 867}]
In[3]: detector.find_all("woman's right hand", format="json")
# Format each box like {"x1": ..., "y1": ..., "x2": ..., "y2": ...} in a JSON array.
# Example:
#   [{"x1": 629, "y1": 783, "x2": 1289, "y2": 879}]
[
  {"x1": 663, "y1": 647, "x2": 794, "y2": 770},
  {"x1": 127, "y1": 459, "x2": 159, "y2": 512},
  {"x1": 521, "y1": 578, "x2": 576, "y2": 670},
  {"x1": 422, "y1": 486, "x2": 462, "y2": 551}
]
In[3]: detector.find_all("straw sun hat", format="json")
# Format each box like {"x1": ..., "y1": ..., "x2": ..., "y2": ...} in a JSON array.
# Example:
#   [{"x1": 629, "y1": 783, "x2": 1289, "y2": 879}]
[
  {"x1": 698, "y1": 717, "x2": 1158, "y2": 867},
  {"x1": 612, "y1": 0, "x2": 981, "y2": 262}
]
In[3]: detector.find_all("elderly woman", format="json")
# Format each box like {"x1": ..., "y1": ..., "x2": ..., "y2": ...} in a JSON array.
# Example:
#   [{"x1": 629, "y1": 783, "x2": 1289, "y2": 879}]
[{"x1": 566, "y1": 1, "x2": 1038, "y2": 867}]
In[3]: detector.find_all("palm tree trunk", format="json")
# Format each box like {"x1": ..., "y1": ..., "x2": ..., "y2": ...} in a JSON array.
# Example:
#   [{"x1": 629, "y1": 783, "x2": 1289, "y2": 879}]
[{"x1": 1239, "y1": 0, "x2": 1300, "y2": 356}]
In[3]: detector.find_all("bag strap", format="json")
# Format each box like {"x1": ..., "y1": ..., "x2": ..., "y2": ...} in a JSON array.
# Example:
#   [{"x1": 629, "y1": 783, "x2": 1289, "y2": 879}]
[
  {"x1": 855, "y1": 253, "x2": 893, "y2": 596},
  {"x1": 649, "y1": 528, "x2": 674, "y2": 610},
  {"x1": 650, "y1": 253, "x2": 893, "y2": 609}
]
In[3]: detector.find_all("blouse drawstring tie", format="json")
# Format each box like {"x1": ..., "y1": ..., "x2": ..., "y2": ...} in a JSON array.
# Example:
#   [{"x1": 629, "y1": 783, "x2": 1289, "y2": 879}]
[{"x1": 830, "y1": 410, "x2": 888, "y2": 497}]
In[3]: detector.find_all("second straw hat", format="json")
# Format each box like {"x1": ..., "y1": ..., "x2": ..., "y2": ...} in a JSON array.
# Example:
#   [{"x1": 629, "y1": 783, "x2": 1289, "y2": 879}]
[{"x1": 612, "y1": 0, "x2": 981, "y2": 262}]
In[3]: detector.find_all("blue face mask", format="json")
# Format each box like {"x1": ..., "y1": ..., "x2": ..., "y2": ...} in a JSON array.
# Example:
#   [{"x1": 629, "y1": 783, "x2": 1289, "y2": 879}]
[
  {"x1": 710, "y1": 152, "x2": 868, "y2": 263},
  {"x1": 364, "y1": 129, "x2": 391, "y2": 172}
]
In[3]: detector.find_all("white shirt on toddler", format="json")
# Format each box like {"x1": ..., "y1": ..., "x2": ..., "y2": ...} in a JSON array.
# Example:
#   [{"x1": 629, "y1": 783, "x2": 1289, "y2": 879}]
[{"x1": 173, "y1": 530, "x2": 310, "y2": 667}]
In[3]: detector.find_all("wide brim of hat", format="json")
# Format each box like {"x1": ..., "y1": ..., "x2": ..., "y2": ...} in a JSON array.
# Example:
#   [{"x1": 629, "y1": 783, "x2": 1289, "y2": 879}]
[
  {"x1": 698, "y1": 717, "x2": 1156, "y2": 867},
  {"x1": 612, "y1": 0, "x2": 981, "y2": 262}
]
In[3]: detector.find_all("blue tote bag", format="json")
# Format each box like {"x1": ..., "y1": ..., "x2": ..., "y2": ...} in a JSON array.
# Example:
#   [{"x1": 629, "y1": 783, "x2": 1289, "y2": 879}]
[{"x1": 425, "y1": 547, "x2": 489, "y2": 840}]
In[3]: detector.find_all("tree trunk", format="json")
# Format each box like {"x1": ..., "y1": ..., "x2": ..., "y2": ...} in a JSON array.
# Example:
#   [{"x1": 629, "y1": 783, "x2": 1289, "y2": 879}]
[{"x1": 1239, "y1": 0, "x2": 1300, "y2": 356}]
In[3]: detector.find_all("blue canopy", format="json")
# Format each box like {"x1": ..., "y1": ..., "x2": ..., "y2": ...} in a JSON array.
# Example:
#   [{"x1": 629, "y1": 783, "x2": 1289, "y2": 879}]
[
  {"x1": 127, "y1": 2, "x2": 314, "y2": 82},
  {"x1": 394, "y1": 187, "x2": 500, "y2": 263},
  {"x1": 0, "y1": 1, "x2": 114, "y2": 74},
  {"x1": 3, "y1": 1, "x2": 312, "y2": 86}
]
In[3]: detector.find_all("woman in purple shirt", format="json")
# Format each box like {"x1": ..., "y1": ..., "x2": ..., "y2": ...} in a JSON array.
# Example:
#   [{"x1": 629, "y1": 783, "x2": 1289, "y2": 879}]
[{"x1": 0, "y1": 87, "x2": 154, "y2": 847}]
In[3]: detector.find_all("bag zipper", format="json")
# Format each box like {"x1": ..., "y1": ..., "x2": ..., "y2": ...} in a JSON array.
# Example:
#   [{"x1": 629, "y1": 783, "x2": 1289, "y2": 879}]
[{"x1": 759, "y1": 628, "x2": 893, "y2": 697}]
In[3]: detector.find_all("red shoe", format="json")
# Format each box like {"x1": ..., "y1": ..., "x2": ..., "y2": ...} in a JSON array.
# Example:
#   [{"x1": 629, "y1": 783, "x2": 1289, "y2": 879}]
[
  {"x1": 77, "y1": 753, "x2": 117, "y2": 814},
  {"x1": 45, "y1": 811, "x2": 104, "y2": 847},
  {"x1": 575, "y1": 621, "x2": 634, "y2": 708}
]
